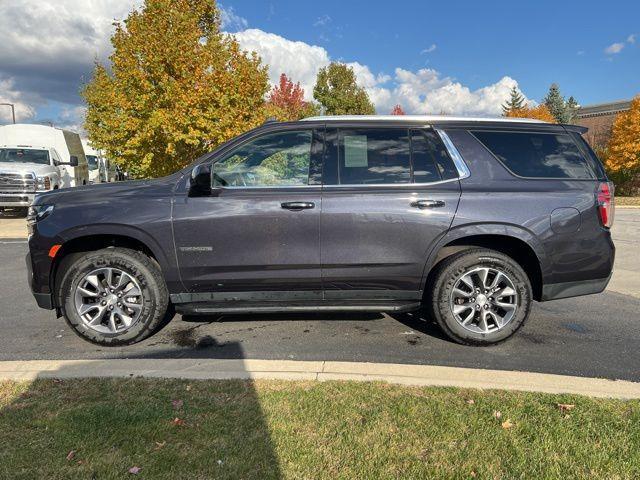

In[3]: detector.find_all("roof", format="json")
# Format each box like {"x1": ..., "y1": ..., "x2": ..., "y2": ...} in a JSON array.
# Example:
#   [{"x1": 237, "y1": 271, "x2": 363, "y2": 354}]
[
  {"x1": 577, "y1": 100, "x2": 632, "y2": 118},
  {"x1": 301, "y1": 114, "x2": 546, "y2": 124}
]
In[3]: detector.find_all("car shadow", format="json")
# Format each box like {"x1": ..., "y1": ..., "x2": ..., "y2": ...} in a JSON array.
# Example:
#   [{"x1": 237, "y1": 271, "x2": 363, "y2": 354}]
[
  {"x1": 386, "y1": 310, "x2": 453, "y2": 343},
  {"x1": 2, "y1": 339, "x2": 282, "y2": 478}
]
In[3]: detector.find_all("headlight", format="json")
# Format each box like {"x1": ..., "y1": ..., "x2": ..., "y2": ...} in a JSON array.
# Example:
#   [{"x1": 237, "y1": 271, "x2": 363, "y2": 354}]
[
  {"x1": 27, "y1": 204, "x2": 54, "y2": 223},
  {"x1": 36, "y1": 176, "x2": 51, "y2": 191}
]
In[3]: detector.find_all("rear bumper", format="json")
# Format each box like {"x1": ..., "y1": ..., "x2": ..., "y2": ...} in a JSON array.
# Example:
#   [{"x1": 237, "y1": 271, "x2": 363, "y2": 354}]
[{"x1": 540, "y1": 272, "x2": 612, "y2": 301}]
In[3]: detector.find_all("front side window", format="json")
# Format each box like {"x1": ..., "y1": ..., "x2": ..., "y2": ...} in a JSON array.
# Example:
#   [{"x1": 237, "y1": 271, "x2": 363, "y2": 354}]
[
  {"x1": 213, "y1": 130, "x2": 312, "y2": 187},
  {"x1": 0, "y1": 148, "x2": 50, "y2": 165},
  {"x1": 337, "y1": 128, "x2": 411, "y2": 185},
  {"x1": 86, "y1": 155, "x2": 99, "y2": 170},
  {"x1": 472, "y1": 130, "x2": 594, "y2": 179}
]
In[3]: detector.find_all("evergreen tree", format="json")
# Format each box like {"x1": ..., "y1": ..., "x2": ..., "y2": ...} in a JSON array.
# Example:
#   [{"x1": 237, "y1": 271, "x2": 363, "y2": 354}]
[
  {"x1": 502, "y1": 86, "x2": 525, "y2": 115},
  {"x1": 543, "y1": 83, "x2": 569, "y2": 123},
  {"x1": 565, "y1": 96, "x2": 580, "y2": 124},
  {"x1": 313, "y1": 63, "x2": 376, "y2": 115}
]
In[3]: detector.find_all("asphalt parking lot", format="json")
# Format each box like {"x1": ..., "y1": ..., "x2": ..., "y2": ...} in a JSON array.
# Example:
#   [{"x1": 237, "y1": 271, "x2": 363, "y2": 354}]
[{"x1": 1, "y1": 209, "x2": 639, "y2": 381}]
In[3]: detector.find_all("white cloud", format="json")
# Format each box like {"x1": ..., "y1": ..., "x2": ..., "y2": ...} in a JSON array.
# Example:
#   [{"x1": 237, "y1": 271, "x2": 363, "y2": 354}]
[
  {"x1": 0, "y1": 77, "x2": 36, "y2": 124},
  {"x1": 421, "y1": 44, "x2": 437, "y2": 54},
  {"x1": 219, "y1": 4, "x2": 248, "y2": 32},
  {"x1": 314, "y1": 14, "x2": 332, "y2": 27},
  {"x1": 233, "y1": 29, "x2": 529, "y2": 116},
  {"x1": 628, "y1": 33, "x2": 636, "y2": 44},
  {"x1": 605, "y1": 42, "x2": 625, "y2": 54}
]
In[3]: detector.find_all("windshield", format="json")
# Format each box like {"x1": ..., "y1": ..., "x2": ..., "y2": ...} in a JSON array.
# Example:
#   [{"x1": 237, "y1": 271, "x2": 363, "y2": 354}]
[
  {"x1": 0, "y1": 148, "x2": 50, "y2": 165},
  {"x1": 86, "y1": 155, "x2": 99, "y2": 170}
]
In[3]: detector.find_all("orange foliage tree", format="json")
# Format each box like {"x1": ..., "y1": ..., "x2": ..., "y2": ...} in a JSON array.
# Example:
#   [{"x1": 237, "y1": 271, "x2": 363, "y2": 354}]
[
  {"x1": 82, "y1": 0, "x2": 269, "y2": 178},
  {"x1": 390, "y1": 104, "x2": 406, "y2": 115},
  {"x1": 265, "y1": 73, "x2": 318, "y2": 121},
  {"x1": 607, "y1": 95, "x2": 640, "y2": 172},
  {"x1": 505, "y1": 104, "x2": 556, "y2": 123}
]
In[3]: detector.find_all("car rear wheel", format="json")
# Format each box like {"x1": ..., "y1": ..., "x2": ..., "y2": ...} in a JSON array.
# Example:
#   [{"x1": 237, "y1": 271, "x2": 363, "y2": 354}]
[
  {"x1": 427, "y1": 248, "x2": 532, "y2": 346},
  {"x1": 58, "y1": 247, "x2": 171, "y2": 346}
]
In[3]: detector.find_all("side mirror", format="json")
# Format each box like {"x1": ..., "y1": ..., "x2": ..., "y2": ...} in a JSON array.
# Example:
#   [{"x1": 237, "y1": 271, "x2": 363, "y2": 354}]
[
  {"x1": 189, "y1": 163, "x2": 213, "y2": 197},
  {"x1": 68, "y1": 155, "x2": 79, "y2": 167}
]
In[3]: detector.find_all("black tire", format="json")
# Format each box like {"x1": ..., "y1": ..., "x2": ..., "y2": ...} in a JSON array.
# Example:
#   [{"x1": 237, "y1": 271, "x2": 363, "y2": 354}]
[
  {"x1": 427, "y1": 248, "x2": 532, "y2": 346},
  {"x1": 57, "y1": 247, "x2": 171, "y2": 346}
]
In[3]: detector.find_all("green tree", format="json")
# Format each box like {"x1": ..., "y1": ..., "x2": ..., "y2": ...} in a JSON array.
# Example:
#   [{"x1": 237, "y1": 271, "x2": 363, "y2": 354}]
[
  {"x1": 565, "y1": 96, "x2": 580, "y2": 123},
  {"x1": 501, "y1": 86, "x2": 526, "y2": 115},
  {"x1": 313, "y1": 63, "x2": 375, "y2": 115},
  {"x1": 543, "y1": 83, "x2": 570, "y2": 123},
  {"x1": 82, "y1": 0, "x2": 269, "y2": 178}
]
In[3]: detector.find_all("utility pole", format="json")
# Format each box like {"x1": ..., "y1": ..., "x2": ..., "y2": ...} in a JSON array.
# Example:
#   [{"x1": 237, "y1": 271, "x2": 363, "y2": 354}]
[{"x1": 0, "y1": 103, "x2": 16, "y2": 124}]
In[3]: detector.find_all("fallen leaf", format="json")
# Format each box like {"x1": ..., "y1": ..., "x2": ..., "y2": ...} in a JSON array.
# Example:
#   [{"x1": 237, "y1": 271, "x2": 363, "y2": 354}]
[
  {"x1": 128, "y1": 466, "x2": 141, "y2": 475},
  {"x1": 66, "y1": 450, "x2": 76, "y2": 461},
  {"x1": 470, "y1": 471, "x2": 477, "y2": 478},
  {"x1": 154, "y1": 441, "x2": 166, "y2": 450},
  {"x1": 172, "y1": 399, "x2": 184, "y2": 410},
  {"x1": 53, "y1": 378, "x2": 64, "y2": 384},
  {"x1": 501, "y1": 419, "x2": 514, "y2": 429},
  {"x1": 493, "y1": 410, "x2": 502, "y2": 419},
  {"x1": 186, "y1": 385, "x2": 192, "y2": 391},
  {"x1": 171, "y1": 417, "x2": 186, "y2": 426},
  {"x1": 466, "y1": 399, "x2": 475, "y2": 405},
  {"x1": 557, "y1": 403, "x2": 575, "y2": 414}
]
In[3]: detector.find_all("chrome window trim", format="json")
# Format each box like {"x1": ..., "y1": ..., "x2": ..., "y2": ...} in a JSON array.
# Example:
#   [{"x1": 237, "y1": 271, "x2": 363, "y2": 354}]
[{"x1": 435, "y1": 129, "x2": 471, "y2": 180}]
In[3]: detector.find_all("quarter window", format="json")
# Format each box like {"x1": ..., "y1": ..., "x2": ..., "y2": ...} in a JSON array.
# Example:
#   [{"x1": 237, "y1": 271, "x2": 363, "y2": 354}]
[
  {"x1": 337, "y1": 128, "x2": 411, "y2": 185},
  {"x1": 472, "y1": 130, "x2": 594, "y2": 179},
  {"x1": 213, "y1": 130, "x2": 312, "y2": 187}
]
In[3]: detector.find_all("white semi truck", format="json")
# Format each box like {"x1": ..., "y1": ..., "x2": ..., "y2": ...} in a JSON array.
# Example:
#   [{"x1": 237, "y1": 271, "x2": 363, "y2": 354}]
[{"x1": 0, "y1": 124, "x2": 89, "y2": 210}]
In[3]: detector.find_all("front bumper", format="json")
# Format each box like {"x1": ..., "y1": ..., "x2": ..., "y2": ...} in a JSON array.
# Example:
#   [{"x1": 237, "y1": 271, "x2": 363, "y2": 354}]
[
  {"x1": 26, "y1": 249, "x2": 55, "y2": 310},
  {"x1": 0, "y1": 193, "x2": 35, "y2": 207}
]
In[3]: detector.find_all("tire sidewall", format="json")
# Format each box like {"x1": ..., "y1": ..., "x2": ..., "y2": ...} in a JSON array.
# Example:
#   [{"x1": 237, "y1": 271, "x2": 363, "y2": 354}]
[
  {"x1": 434, "y1": 250, "x2": 532, "y2": 345},
  {"x1": 60, "y1": 249, "x2": 163, "y2": 345}
]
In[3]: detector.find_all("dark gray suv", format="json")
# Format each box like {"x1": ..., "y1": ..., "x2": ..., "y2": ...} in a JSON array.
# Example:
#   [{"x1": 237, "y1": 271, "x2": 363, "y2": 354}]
[{"x1": 26, "y1": 115, "x2": 615, "y2": 346}]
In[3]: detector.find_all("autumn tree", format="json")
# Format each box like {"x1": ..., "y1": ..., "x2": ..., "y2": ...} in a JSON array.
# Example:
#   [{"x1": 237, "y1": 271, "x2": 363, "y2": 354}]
[
  {"x1": 313, "y1": 63, "x2": 375, "y2": 115},
  {"x1": 606, "y1": 95, "x2": 640, "y2": 181},
  {"x1": 390, "y1": 104, "x2": 405, "y2": 115},
  {"x1": 501, "y1": 86, "x2": 525, "y2": 115},
  {"x1": 505, "y1": 104, "x2": 556, "y2": 123},
  {"x1": 82, "y1": 0, "x2": 269, "y2": 178},
  {"x1": 265, "y1": 73, "x2": 318, "y2": 121}
]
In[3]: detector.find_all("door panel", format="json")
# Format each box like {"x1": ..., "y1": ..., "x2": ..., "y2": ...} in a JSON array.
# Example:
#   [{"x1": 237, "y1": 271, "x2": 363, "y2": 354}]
[
  {"x1": 321, "y1": 183, "x2": 460, "y2": 293},
  {"x1": 173, "y1": 187, "x2": 321, "y2": 292},
  {"x1": 173, "y1": 127, "x2": 323, "y2": 294},
  {"x1": 320, "y1": 126, "x2": 461, "y2": 296}
]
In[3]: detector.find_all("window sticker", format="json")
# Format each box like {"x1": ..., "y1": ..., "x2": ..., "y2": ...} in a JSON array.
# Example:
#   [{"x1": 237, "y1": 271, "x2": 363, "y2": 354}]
[{"x1": 343, "y1": 135, "x2": 368, "y2": 167}]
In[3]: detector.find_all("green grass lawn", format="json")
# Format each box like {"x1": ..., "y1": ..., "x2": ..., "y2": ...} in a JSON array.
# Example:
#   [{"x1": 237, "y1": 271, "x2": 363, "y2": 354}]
[{"x1": 1, "y1": 378, "x2": 639, "y2": 479}]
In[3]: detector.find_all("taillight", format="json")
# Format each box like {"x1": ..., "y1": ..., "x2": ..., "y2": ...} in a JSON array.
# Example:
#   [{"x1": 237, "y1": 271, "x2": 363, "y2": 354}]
[{"x1": 596, "y1": 181, "x2": 614, "y2": 228}]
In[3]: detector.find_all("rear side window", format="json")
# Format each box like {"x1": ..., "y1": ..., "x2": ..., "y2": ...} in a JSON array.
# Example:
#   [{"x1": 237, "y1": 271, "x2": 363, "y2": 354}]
[
  {"x1": 337, "y1": 128, "x2": 411, "y2": 184},
  {"x1": 411, "y1": 130, "x2": 458, "y2": 182},
  {"x1": 472, "y1": 130, "x2": 594, "y2": 179}
]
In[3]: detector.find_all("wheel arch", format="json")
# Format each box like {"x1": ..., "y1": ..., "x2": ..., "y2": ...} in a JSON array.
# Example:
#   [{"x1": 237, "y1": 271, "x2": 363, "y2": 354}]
[{"x1": 423, "y1": 225, "x2": 547, "y2": 301}]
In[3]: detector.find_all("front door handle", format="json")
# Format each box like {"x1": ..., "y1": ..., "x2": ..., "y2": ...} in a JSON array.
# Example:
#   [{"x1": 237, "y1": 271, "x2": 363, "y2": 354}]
[
  {"x1": 411, "y1": 199, "x2": 446, "y2": 209},
  {"x1": 281, "y1": 201, "x2": 315, "y2": 211}
]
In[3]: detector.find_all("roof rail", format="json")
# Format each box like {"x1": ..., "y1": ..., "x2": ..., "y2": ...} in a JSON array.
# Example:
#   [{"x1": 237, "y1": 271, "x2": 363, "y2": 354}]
[{"x1": 263, "y1": 117, "x2": 278, "y2": 124}]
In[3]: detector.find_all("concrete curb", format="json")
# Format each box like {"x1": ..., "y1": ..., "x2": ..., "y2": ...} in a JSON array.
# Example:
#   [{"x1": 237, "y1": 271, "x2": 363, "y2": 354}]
[{"x1": 1, "y1": 359, "x2": 639, "y2": 399}]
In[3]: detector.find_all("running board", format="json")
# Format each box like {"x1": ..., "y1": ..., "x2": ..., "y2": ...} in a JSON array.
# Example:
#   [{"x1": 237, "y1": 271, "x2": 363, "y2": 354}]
[{"x1": 175, "y1": 302, "x2": 421, "y2": 315}]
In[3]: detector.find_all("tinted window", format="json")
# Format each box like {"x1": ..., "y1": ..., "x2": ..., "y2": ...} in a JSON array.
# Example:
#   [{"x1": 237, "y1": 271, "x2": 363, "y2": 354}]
[
  {"x1": 0, "y1": 148, "x2": 49, "y2": 165},
  {"x1": 411, "y1": 130, "x2": 458, "y2": 182},
  {"x1": 472, "y1": 130, "x2": 594, "y2": 179},
  {"x1": 338, "y1": 128, "x2": 410, "y2": 184},
  {"x1": 214, "y1": 130, "x2": 312, "y2": 187}
]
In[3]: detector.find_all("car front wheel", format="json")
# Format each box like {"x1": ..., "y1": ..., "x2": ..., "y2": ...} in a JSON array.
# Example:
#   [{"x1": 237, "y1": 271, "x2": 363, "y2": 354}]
[
  {"x1": 57, "y1": 247, "x2": 171, "y2": 346},
  {"x1": 427, "y1": 248, "x2": 532, "y2": 346}
]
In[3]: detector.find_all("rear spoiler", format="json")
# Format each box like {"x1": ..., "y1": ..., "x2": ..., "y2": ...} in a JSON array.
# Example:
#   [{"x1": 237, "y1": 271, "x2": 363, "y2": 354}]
[{"x1": 561, "y1": 124, "x2": 588, "y2": 134}]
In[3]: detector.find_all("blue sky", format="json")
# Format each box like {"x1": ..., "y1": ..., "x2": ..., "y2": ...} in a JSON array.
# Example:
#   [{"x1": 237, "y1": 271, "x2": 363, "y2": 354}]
[{"x1": 0, "y1": 0, "x2": 638, "y2": 130}]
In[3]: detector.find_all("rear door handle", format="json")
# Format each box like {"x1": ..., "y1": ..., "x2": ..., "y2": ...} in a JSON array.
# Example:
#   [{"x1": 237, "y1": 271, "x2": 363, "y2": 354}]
[
  {"x1": 281, "y1": 201, "x2": 315, "y2": 210},
  {"x1": 411, "y1": 199, "x2": 446, "y2": 209}
]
